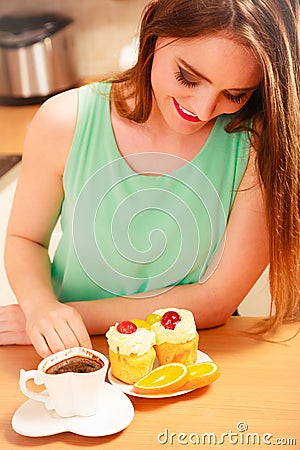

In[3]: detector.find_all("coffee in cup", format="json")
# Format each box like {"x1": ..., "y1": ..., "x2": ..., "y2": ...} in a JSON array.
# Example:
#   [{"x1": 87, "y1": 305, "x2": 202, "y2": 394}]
[
  {"x1": 19, "y1": 347, "x2": 108, "y2": 418},
  {"x1": 45, "y1": 354, "x2": 104, "y2": 374}
]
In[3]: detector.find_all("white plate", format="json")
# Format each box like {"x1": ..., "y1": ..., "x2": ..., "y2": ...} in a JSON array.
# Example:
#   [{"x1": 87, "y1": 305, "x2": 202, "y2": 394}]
[
  {"x1": 108, "y1": 349, "x2": 212, "y2": 398},
  {"x1": 12, "y1": 382, "x2": 134, "y2": 437}
]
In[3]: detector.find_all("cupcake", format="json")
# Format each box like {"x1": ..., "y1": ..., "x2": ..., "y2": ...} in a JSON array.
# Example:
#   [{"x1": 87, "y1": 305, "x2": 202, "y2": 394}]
[
  {"x1": 106, "y1": 320, "x2": 156, "y2": 384},
  {"x1": 149, "y1": 308, "x2": 199, "y2": 365}
]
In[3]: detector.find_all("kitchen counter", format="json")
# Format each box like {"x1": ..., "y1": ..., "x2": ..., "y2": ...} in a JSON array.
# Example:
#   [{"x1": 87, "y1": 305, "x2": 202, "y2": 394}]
[
  {"x1": 0, "y1": 104, "x2": 39, "y2": 155},
  {"x1": 0, "y1": 317, "x2": 299, "y2": 448},
  {"x1": 0, "y1": 77, "x2": 97, "y2": 155}
]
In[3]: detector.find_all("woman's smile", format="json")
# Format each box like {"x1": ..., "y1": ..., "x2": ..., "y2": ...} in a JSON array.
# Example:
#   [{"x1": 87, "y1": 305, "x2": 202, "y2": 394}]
[
  {"x1": 172, "y1": 98, "x2": 201, "y2": 123},
  {"x1": 150, "y1": 35, "x2": 262, "y2": 135}
]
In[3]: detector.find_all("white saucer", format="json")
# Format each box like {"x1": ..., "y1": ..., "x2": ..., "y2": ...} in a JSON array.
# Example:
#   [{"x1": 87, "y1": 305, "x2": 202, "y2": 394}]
[
  {"x1": 108, "y1": 349, "x2": 212, "y2": 398},
  {"x1": 12, "y1": 382, "x2": 134, "y2": 437}
]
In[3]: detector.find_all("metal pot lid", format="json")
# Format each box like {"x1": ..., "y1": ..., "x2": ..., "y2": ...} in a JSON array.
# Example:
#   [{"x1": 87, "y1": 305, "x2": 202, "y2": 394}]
[{"x1": 0, "y1": 12, "x2": 73, "y2": 48}]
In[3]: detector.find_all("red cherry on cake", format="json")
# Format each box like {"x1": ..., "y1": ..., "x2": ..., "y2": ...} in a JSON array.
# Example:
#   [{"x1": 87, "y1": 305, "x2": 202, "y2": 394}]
[
  {"x1": 116, "y1": 321, "x2": 137, "y2": 334},
  {"x1": 161, "y1": 311, "x2": 181, "y2": 330}
]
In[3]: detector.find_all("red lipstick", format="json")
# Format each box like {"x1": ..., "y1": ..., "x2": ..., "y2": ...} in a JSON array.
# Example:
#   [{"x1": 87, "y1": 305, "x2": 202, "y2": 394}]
[{"x1": 173, "y1": 98, "x2": 200, "y2": 123}]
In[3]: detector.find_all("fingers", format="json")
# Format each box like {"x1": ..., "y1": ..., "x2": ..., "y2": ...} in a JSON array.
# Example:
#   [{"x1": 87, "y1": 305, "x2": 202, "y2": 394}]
[
  {"x1": 27, "y1": 305, "x2": 92, "y2": 358},
  {"x1": 27, "y1": 330, "x2": 50, "y2": 358},
  {"x1": 66, "y1": 313, "x2": 92, "y2": 349},
  {"x1": 29, "y1": 328, "x2": 64, "y2": 358},
  {"x1": 0, "y1": 303, "x2": 92, "y2": 358}
]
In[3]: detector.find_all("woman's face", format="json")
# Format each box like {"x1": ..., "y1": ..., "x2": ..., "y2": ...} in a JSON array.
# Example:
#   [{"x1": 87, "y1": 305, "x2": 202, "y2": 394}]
[{"x1": 150, "y1": 34, "x2": 262, "y2": 134}]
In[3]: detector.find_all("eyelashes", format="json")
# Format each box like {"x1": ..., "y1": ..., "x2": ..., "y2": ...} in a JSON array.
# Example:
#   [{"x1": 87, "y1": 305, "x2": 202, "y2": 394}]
[
  {"x1": 223, "y1": 92, "x2": 247, "y2": 104},
  {"x1": 174, "y1": 68, "x2": 248, "y2": 104},
  {"x1": 174, "y1": 70, "x2": 198, "y2": 89}
]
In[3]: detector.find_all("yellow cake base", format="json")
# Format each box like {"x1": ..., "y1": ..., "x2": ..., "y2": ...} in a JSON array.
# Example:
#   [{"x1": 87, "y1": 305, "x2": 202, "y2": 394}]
[
  {"x1": 154, "y1": 333, "x2": 199, "y2": 366},
  {"x1": 109, "y1": 347, "x2": 156, "y2": 384}
]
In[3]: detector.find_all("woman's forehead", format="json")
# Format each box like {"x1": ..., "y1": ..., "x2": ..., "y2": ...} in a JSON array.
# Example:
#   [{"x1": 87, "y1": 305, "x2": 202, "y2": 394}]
[{"x1": 155, "y1": 35, "x2": 262, "y2": 89}]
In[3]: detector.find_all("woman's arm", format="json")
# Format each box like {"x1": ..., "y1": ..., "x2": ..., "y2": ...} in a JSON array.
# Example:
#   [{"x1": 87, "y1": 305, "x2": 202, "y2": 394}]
[
  {"x1": 4, "y1": 89, "x2": 92, "y2": 357},
  {"x1": 70, "y1": 149, "x2": 269, "y2": 332},
  {"x1": 2, "y1": 89, "x2": 268, "y2": 354}
]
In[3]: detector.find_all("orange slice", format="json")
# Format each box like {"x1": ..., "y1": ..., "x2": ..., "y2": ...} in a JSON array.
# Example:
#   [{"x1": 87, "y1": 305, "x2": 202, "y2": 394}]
[
  {"x1": 133, "y1": 362, "x2": 189, "y2": 395},
  {"x1": 182, "y1": 362, "x2": 220, "y2": 391}
]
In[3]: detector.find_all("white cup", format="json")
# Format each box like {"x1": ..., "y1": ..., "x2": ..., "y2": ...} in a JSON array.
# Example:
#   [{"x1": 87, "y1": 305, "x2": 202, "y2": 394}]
[{"x1": 19, "y1": 347, "x2": 109, "y2": 418}]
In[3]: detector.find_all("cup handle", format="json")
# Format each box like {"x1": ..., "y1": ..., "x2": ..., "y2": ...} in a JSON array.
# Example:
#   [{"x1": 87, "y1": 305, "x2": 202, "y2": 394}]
[{"x1": 19, "y1": 369, "x2": 53, "y2": 409}]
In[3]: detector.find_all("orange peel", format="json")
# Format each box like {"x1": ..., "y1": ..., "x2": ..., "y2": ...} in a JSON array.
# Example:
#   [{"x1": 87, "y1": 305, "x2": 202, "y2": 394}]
[{"x1": 182, "y1": 361, "x2": 220, "y2": 391}]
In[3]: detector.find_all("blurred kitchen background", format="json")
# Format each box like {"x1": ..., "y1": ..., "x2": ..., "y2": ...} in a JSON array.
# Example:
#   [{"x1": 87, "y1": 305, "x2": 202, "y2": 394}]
[
  {"x1": 0, "y1": 0, "x2": 271, "y2": 316},
  {"x1": 0, "y1": 0, "x2": 146, "y2": 82}
]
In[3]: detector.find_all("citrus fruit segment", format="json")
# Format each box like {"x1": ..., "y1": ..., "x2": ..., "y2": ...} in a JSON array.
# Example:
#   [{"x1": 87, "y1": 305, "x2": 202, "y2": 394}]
[
  {"x1": 133, "y1": 362, "x2": 188, "y2": 395},
  {"x1": 130, "y1": 319, "x2": 151, "y2": 330},
  {"x1": 182, "y1": 362, "x2": 220, "y2": 391},
  {"x1": 145, "y1": 313, "x2": 161, "y2": 325}
]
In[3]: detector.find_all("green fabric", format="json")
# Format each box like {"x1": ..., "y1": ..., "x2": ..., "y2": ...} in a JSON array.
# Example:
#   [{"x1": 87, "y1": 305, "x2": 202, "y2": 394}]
[{"x1": 51, "y1": 82, "x2": 250, "y2": 302}]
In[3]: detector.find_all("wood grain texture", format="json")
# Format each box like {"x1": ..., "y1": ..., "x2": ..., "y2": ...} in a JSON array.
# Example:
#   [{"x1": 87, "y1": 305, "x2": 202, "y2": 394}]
[{"x1": 0, "y1": 317, "x2": 299, "y2": 449}]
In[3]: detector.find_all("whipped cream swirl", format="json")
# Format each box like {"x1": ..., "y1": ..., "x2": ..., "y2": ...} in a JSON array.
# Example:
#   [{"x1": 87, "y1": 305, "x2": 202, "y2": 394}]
[
  {"x1": 106, "y1": 325, "x2": 155, "y2": 356},
  {"x1": 151, "y1": 308, "x2": 197, "y2": 345}
]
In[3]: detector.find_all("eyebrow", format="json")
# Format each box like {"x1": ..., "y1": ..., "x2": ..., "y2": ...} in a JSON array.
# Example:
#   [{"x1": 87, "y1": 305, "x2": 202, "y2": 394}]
[{"x1": 177, "y1": 58, "x2": 260, "y2": 92}]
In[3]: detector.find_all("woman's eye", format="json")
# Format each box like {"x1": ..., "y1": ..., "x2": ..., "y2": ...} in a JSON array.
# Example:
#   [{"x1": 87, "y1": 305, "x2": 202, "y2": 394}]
[
  {"x1": 174, "y1": 66, "x2": 250, "y2": 104},
  {"x1": 224, "y1": 92, "x2": 247, "y2": 104},
  {"x1": 175, "y1": 68, "x2": 198, "y2": 88}
]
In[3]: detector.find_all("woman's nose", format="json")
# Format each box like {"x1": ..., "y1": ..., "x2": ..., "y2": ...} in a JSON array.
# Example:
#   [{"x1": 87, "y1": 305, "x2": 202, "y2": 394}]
[{"x1": 193, "y1": 88, "x2": 218, "y2": 122}]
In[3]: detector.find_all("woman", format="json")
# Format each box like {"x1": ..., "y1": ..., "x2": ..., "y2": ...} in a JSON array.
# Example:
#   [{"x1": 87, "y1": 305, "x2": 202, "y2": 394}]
[{"x1": 1, "y1": 0, "x2": 299, "y2": 357}]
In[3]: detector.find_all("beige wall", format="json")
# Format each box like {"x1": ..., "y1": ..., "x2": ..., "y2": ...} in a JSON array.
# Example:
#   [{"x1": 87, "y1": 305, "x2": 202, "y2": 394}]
[{"x1": 0, "y1": 0, "x2": 148, "y2": 79}]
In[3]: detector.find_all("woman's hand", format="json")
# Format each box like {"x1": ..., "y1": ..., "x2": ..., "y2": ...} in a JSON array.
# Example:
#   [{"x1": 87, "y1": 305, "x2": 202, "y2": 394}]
[
  {"x1": 24, "y1": 301, "x2": 92, "y2": 358},
  {"x1": 0, "y1": 304, "x2": 31, "y2": 346},
  {"x1": 0, "y1": 302, "x2": 92, "y2": 358}
]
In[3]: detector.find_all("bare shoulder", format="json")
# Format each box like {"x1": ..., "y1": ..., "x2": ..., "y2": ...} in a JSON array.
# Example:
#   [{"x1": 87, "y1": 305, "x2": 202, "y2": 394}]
[
  {"x1": 23, "y1": 88, "x2": 79, "y2": 175},
  {"x1": 33, "y1": 88, "x2": 78, "y2": 128}
]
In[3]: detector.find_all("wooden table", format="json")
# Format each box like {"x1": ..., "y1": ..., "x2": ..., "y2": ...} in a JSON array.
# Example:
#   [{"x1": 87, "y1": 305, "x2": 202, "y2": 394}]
[{"x1": 0, "y1": 317, "x2": 299, "y2": 449}]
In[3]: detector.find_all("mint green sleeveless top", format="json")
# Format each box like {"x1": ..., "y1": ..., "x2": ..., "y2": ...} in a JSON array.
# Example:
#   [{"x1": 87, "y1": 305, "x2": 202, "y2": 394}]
[{"x1": 51, "y1": 82, "x2": 250, "y2": 302}]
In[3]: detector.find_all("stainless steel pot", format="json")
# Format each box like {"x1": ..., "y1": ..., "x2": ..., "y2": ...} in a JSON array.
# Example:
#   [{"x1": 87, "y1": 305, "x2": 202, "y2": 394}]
[{"x1": 0, "y1": 12, "x2": 78, "y2": 105}]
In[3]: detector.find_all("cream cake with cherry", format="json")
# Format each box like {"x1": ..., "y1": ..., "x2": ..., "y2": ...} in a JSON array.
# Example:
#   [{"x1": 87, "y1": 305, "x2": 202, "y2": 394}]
[
  {"x1": 106, "y1": 320, "x2": 156, "y2": 384},
  {"x1": 148, "y1": 308, "x2": 199, "y2": 365}
]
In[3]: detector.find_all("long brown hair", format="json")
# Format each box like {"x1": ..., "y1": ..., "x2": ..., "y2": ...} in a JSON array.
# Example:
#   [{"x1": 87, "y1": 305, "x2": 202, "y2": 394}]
[{"x1": 109, "y1": 0, "x2": 300, "y2": 331}]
